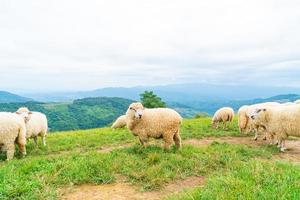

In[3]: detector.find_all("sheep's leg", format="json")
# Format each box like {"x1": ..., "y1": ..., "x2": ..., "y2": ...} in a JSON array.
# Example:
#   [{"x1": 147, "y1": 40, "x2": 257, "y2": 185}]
[
  {"x1": 5, "y1": 143, "x2": 15, "y2": 161},
  {"x1": 42, "y1": 136, "x2": 46, "y2": 146},
  {"x1": 173, "y1": 130, "x2": 182, "y2": 149},
  {"x1": 280, "y1": 140, "x2": 286, "y2": 152},
  {"x1": 163, "y1": 134, "x2": 174, "y2": 150},
  {"x1": 17, "y1": 143, "x2": 26, "y2": 157},
  {"x1": 138, "y1": 136, "x2": 149, "y2": 148},
  {"x1": 33, "y1": 137, "x2": 38, "y2": 146},
  {"x1": 253, "y1": 130, "x2": 258, "y2": 141}
]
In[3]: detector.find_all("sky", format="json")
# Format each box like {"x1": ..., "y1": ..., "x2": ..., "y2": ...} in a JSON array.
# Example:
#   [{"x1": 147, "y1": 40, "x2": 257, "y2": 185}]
[{"x1": 1, "y1": 0, "x2": 300, "y2": 93}]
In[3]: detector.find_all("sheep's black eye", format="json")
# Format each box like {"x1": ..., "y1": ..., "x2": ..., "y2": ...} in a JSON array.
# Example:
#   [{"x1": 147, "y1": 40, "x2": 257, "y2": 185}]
[
  {"x1": 130, "y1": 107, "x2": 133, "y2": 110},
  {"x1": 257, "y1": 109, "x2": 261, "y2": 113}
]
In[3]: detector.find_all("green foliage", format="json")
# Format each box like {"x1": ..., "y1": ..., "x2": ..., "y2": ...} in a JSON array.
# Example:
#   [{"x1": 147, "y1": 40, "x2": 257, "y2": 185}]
[
  {"x1": 140, "y1": 91, "x2": 166, "y2": 108},
  {"x1": 194, "y1": 112, "x2": 210, "y2": 119}
]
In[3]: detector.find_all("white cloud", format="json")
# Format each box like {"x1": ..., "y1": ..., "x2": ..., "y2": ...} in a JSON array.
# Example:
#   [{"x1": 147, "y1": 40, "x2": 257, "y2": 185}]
[{"x1": 0, "y1": 0, "x2": 300, "y2": 92}]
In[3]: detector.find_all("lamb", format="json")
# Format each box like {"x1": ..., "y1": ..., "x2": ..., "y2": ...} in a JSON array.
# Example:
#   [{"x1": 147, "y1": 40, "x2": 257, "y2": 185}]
[
  {"x1": 0, "y1": 112, "x2": 27, "y2": 160},
  {"x1": 250, "y1": 104, "x2": 300, "y2": 152},
  {"x1": 238, "y1": 102, "x2": 280, "y2": 140},
  {"x1": 212, "y1": 107, "x2": 234, "y2": 129},
  {"x1": 16, "y1": 107, "x2": 48, "y2": 146},
  {"x1": 111, "y1": 115, "x2": 127, "y2": 129},
  {"x1": 126, "y1": 102, "x2": 182, "y2": 149}
]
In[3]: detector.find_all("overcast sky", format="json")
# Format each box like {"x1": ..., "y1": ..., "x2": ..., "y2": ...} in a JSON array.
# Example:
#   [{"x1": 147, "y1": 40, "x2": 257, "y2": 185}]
[{"x1": 1, "y1": 0, "x2": 300, "y2": 92}]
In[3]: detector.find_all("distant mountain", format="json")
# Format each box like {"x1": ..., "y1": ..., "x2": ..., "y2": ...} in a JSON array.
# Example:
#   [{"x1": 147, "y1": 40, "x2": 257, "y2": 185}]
[
  {"x1": 0, "y1": 91, "x2": 32, "y2": 103},
  {"x1": 22, "y1": 83, "x2": 300, "y2": 103},
  {"x1": 180, "y1": 94, "x2": 300, "y2": 116}
]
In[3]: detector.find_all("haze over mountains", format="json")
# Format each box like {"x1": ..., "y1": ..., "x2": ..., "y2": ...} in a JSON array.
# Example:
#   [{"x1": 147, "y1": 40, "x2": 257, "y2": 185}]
[
  {"x1": 1, "y1": 83, "x2": 300, "y2": 131},
  {"x1": 20, "y1": 83, "x2": 300, "y2": 103}
]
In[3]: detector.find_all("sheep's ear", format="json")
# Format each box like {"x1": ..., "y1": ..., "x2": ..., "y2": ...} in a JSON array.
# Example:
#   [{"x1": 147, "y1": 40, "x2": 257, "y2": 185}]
[
  {"x1": 15, "y1": 111, "x2": 20, "y2": 114},
  {"x1": 28, "y1": 112, "x2": 33, "y2": 114}
]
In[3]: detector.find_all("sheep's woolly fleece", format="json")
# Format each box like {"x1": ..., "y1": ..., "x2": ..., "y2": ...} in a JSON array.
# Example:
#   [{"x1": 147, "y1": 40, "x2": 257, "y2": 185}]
[
  {"x1": 237, "y1": 102, "x2": 280, "y2": 134},
  {"x1": 111, "y1": 115, "x2": 127, "y2": 129},
  {"x1": 212, "y1": 107, "x2": 234, "y2": 124},
  {"x1": 126, "y1": 102, "x2": 182, "y2": 149},
  {"x1": 251, "y1": 104, "x2": 300, "y2": 151},
  {"x1": 0, "y1": 112, "x2": 27, "y2": 160},
  {"x1": 16, "y1": 107, "x2": 48, "y2": 146}
]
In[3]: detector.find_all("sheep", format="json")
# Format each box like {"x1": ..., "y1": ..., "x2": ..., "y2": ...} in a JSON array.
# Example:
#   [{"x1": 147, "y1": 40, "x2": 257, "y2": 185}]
[
  {"x1": 212, "y1": 107, "x2": 234, "y2": 129},
  {"x1": 126, "y1": 102, "x2": 182, "y2": 150},
  {"x1": 250, "y1": 104, "x2": 300, "y2": 152},
  {"x1": 238, "y1": 102, "x2": 280, "y2": 141},
  {"x1": 111, "y1": 115, "x2": 127, "y2": 129},
  {"x1": 16, "y1": 107, "x2": 48, "y2": 146},
  {"x1": 294, "y1": 99, "x2": 300, "y2": 104},
  {"x1": 0, "y1": 112, "x2": 27, "y2": 160}
]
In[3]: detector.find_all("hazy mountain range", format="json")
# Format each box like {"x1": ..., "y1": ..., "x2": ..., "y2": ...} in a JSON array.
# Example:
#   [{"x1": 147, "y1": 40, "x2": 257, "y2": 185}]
[
  {"x1": 20, "y1": 83, "x2": 300, "y2": 103},
  {"x1": 1, "y1": 83, "x2": 300, "y2": 117}
]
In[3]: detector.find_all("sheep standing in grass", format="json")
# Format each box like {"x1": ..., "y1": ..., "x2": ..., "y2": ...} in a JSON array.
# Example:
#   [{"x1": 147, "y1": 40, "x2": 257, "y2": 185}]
[
  {"x1": 0, "y1": 112, "x2": 27, "y2": 160},
  {"x1": 111, "y1": 115, "x2": 127, "y2": 129},
  {"x1": 126, "y1": 102, "x2": 182, "y2": 149},
  {"x1": 212, "y1": 107, "x2": 234, "y2": 129},
  {"x1": 238, "y1": 102, "x2": 280, "y2": 141},
  {"x1": 250, "y1": 104, "x2": 300, "y2": 152},
  {"x1": 16, "y1": 107, "x2": 48, "y2": 146},
  {"x1": 294, "y1": 99, "x2": 300, "y2": 104}
]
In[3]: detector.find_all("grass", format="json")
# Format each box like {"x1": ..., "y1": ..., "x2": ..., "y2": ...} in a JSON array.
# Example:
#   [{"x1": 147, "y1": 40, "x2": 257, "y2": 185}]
[{"x1": 0, "y1": 117, "x2": 299, "y2": 200}]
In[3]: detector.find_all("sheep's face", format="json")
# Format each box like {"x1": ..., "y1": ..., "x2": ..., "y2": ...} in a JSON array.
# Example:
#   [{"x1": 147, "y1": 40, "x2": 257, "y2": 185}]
[
  {"x1": 127, "y1": 103, "x2": 144, "y2": 120},
  {"x1": 250, "y1": 108, "x2": 267, "y2": 124},
  {"x1": 16, "y1": 110, "x2": 32, "y2": 123}
]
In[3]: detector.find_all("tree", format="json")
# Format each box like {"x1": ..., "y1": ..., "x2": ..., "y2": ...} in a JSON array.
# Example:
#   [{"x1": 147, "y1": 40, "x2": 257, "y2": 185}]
[{"x1": 140, "y1": 91, "x2": 166, "y2": 108}]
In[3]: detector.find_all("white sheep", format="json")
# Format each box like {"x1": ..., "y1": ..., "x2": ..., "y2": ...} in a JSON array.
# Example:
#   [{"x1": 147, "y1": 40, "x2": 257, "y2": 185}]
[
  {"x1": 238, "y1": 102, "x2": 280, "y2": 141},
  {"x1": 0, "y1": 112, "x2": 27, "y2": 160},
  {"x1": 294, "y1": 99, "x2": 300, "y2": 104},
  {"x1": 16, "y1": 107, "x2": 48, "y2": 146},
  {"x1": 212, "y1": 107, "x2": 234, "y2": 129},
  {"x1": 250, "y1": 104, "x2": 300, "y2": 152},
  {"x1": 111, "y1": 115, "x2": 127, "y2": 129},
  {"x1": 126, "y1": 102, "x2": 182, "y2": 149}
]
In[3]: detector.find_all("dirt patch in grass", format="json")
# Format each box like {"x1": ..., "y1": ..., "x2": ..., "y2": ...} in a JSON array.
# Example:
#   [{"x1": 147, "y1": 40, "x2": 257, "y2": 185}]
[
  {"x1": 60, "y1": 176, "x2": 205, "y2": 200},
  {"x1": 184, "y1": 136, "x2": 300, "y2": 163},
  {"x1": 96, "y1": 143, "x2": 133, "y2": 153}
]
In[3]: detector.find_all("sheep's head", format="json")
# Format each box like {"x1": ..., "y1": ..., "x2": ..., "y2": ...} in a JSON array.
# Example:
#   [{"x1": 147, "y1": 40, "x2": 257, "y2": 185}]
[
  {"x1": 16, "y1": 107, "x2": 32, "y2": 123},
  {"x1": 126, "y1": 102, "x2": 144, "y2": 120},
  {"x1": 211, "y1": 118, "x2": 218, "y2": 129},
  {"x1": 250, "y1": 108, "x2": 268, "y2": 125}
]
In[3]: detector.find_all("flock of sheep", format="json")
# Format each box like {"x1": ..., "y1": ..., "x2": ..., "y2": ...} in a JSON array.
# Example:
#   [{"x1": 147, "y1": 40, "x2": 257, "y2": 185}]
[
  {"x1": 1, "y1": 99, "x2": 300, "y2": 161},
  {"x1": 0, "y1": 107, "x2": 48, "y2": 160},
  {"x1": 114, "y1": 101, "x2": 300, "y2": 152}
]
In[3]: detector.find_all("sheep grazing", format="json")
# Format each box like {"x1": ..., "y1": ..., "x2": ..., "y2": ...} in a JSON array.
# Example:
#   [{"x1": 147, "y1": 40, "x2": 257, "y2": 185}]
[
  {"x1": 250, "y1": 104, "x2": 300, "y2": 152},
  {"x1": 16, "y1": 107, "x2": 48, "y2": 146},
  {"x1": 126, "y1": 102, "x2": 182, "y2": 150},
  {"x1": 0, "y1": 112, "x2": 27, "y2": 160},
  {"x1": 212, "y1": 107, "x2": 234, "y2": 129},
  {"x1": 111, "y1": 115, "x2": 127, "y2": 129},
  {"x1": 294, "y1": 99, "x2": 300, "y2": 104},
  {"x1": 238, "y1": 102, "x2": 280, "y2": 140}
]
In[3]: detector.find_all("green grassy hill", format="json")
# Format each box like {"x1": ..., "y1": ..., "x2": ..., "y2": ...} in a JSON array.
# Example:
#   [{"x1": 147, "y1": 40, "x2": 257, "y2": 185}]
[{"x1": 0, "y1": 118, "x2": 299, "y2": 200}]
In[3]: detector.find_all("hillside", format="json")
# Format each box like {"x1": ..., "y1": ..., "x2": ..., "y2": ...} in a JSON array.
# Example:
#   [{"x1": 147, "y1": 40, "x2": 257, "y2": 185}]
[
  {"x1": 0, "y1": 118, "x2": 299, "y2": 200},
  {"x1": 0, "y1": 91, "x2": 32, "y2": 103},
  {"x1": 0, "y1": 97, "x2": 133, "y2": 131}
]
